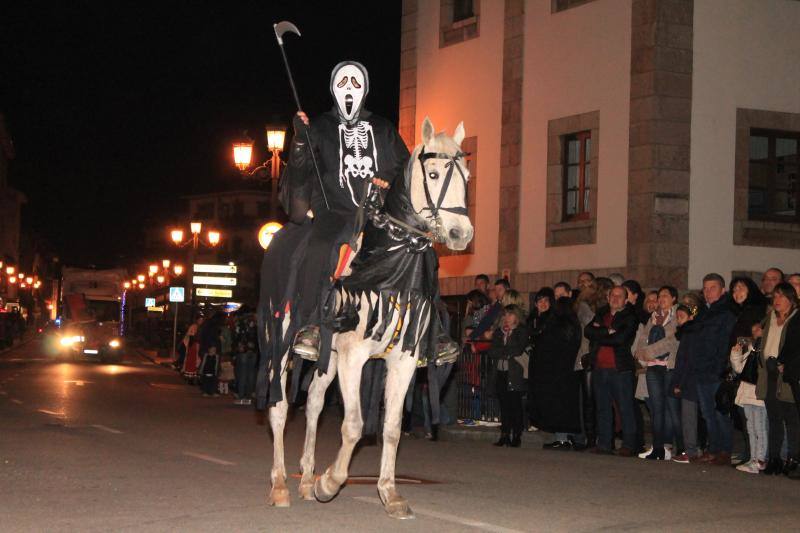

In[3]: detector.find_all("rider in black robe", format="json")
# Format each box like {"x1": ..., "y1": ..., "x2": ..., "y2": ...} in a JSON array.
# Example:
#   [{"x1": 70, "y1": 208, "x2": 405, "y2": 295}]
[{"x1": 256, "y1": 61, "x2": 409, "y2": 408}]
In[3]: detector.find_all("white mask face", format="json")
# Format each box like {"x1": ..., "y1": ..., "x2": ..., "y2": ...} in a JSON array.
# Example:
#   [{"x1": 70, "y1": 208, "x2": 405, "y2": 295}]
[{"x1": 331, "y1": 64, "x2": 366, "y2": 122}]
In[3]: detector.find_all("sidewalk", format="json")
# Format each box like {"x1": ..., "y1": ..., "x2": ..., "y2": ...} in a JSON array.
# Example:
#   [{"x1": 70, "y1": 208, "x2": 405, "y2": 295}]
[
  {"x1": 132, "y1": 346, "x2": 175, "y2": 367},
  {"x1": 439, "y1": 421, "x2": 552, "y2": 449}
]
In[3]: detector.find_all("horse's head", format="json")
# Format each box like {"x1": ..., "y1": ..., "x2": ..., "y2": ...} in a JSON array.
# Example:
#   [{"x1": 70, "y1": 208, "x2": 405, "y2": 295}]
[{"x1": 407, "y1": 117, "x2": 475, "y2": 251}]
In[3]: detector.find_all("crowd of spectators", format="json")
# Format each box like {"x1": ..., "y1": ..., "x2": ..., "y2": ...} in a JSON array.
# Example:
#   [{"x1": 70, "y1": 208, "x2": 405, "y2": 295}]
[
  {"x1": 175, "y1": 309, "x2": 259, "y2": 405},
  {"x1": 462, "y1": 268, "x2": 800, "y2": 477}
]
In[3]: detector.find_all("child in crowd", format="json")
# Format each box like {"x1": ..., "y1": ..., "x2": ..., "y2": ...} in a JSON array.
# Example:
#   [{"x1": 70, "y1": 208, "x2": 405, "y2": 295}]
[
  {"x1": 199, "y1": 345, "x2": 220, "y2": 397},
  {"x1": 217, "y1": 354, "x2": 235, "y2": 396}
]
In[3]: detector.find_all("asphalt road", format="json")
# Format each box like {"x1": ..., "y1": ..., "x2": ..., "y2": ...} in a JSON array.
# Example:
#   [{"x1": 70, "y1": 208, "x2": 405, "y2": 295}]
[{"x1": 2, "y1": 337, "x2": 800, "y2": 532}]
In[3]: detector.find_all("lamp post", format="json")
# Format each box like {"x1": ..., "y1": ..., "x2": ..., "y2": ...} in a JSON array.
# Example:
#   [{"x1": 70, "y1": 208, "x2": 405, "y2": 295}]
[
  {"x1": 170, "y1": 222, "x2": 221, "y2": 309},
  {"x1": 232, "y1": 125, "x2": 286, "y2": 220}
]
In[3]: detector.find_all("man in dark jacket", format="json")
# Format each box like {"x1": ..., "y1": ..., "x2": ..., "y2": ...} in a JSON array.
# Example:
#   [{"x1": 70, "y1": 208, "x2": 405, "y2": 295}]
[
  {"x1": 692, "y1": 273, "x2": 738, "y2": 465},
  {"x1": 584, "y1": 286, "x2": 640, "y2": 456}
]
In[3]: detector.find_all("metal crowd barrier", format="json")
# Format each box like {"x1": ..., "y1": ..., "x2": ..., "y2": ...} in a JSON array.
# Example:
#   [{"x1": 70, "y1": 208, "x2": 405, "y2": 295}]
[{"x1": 456, "y1": 342, "x2": 500, "y2": 422}]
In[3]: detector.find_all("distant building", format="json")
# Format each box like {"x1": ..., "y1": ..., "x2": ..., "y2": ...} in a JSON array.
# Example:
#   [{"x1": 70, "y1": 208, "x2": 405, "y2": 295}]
[
  {"x1": 183, "y1": 186, "x2": 282, "y2": 305},
  {"x1": 0, "y1": 112, "x2": 26, "y2": 269},
  {"x1": 399, "y1": 0, "x2": 800, "y2": 292}
]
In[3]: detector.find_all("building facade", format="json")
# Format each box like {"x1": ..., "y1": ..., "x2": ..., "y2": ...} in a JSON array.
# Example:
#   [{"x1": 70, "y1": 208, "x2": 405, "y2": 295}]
[
  {"x1": 0, "y1": 113, "x2": 26, "y2": 270},
  {"x1": 400, "y1": 0, "x2": 800, "y2": 293}
]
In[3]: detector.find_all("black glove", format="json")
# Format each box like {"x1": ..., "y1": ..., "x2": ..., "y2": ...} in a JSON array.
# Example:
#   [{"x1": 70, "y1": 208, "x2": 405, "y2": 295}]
[{"x1": 292, "y1": 114, "x2": 309, "y2": 139}]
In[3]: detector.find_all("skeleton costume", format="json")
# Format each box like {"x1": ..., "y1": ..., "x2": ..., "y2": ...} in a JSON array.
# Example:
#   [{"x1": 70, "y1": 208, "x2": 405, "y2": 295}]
[{"x1": 257, "y1": 61, "x2": 409, "y2": 408}]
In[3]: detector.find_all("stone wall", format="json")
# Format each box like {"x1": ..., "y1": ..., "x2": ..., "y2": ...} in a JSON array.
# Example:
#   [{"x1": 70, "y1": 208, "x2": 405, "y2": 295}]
[
  {"x1": 626, "y1": 0, "x2": 693, "y2": 289},
  {"x1": 497, "y1": 0, "x2": 525, "y2": 275}
]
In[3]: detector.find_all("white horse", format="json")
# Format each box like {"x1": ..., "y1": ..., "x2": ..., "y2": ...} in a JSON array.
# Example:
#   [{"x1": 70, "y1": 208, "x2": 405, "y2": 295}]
[{"x1": 266, "y1": 117, "x2": 473, "y2": 519}]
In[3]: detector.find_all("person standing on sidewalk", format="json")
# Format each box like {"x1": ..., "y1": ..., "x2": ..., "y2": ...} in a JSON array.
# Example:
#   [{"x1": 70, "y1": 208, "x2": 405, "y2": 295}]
[
  {"x1": 584, "y1": 286, "x2": 639, "y2": 456},
  {"x1": 692, "y1": 273, "x2": 738, "y2": 466}
]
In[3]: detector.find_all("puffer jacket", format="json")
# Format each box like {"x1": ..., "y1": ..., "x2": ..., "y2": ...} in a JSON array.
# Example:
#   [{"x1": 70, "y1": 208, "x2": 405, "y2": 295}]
[{"x1": 691, "y1": 296, "x2": 737, "y2": 384}]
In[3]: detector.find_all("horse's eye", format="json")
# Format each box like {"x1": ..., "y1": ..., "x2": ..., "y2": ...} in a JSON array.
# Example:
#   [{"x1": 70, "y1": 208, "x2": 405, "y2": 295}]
[{"x1": 428, "y1": 171, "x2": 439, "y2": 180}]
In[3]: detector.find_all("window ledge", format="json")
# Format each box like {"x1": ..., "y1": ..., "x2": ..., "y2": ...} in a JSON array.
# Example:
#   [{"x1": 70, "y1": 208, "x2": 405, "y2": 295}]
[
  {"x1": 450, "y1": 16, "x2": 478, "y2": 29},
  {"x1": 742, "y1": 219, "x2": 800, "y2": 232},
  {"x1": 550, "y1": 218, "x2": 595, "y2": 231}
]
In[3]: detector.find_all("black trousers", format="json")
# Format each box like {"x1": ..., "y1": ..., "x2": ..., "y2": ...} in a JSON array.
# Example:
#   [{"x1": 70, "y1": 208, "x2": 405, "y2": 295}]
[
  {"x1": 497, "y1": 371, "x2": 524, "y2": 436},
  {"x1": 581, "y1": 369, "x2": 596, "y2": 443},
  {"x1": 765, "y1": 370, "x2": 800, "y2": 459}
]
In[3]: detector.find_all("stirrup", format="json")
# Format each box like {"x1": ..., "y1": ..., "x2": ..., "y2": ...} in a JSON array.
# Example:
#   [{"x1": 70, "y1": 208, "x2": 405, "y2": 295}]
[
  {"x1": 292, "y1": 326, "x2": 320, "y2": 361},
  {"x1": 434, "y1": 339, "x2": 460, "y2": 367}
]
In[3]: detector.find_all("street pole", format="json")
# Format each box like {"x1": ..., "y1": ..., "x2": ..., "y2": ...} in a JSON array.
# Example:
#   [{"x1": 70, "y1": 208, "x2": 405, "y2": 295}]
[{"x1": 171, "y1": 301, "x2": 179, "y2": 360}]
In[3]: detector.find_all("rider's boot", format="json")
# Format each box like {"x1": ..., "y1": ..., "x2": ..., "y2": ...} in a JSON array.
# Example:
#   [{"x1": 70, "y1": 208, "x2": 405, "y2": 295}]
[
  {"x1": 434, "y1": 335, "x2": 460, "y2": 367},
  {"x1": 292, "y1": 325, "x2": 320, "y2": 361}
]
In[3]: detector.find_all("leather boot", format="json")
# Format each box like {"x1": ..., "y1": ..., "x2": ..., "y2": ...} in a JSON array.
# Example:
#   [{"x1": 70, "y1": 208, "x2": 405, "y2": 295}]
[
  {"x1": 510, "y1": 431, "x2": 522, "y2": 448},
  {"x1": 493, "y1": 433, "x2": 510, "y2": 447}
]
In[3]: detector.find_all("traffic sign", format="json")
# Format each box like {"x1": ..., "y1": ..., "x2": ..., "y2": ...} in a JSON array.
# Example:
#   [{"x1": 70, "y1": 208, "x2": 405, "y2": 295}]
[
  {"x1": 193, "y1": 275, "x2": 237, "y2": 286},
  {"x1": 169, "y1": 287, "x2": 185, "y2": 302},
  {"x1": 193, "y1": 264, "x2": 237, "y2": 274},
  {"x1": 145, "y1": 297, "x2": 156, "y2": 307},
  {"x1": 196, "y1": 288, "x2": 233, "y2": 298}
]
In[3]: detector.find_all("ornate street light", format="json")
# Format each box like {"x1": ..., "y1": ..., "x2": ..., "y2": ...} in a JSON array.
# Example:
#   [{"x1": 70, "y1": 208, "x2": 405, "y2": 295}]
[
  {"x1": 207, "y1": 231, "x2": 221, "y2": 246},
  {"x1": 233, "y1": 142, "x2": 254, "y2": 171},
  {"x1": 162, "y1": 259, "x2": 171, "y2": 269},
  {"x1": 171, "y1": 229, "x2": 184, "y2": 245},
  {"x1": 173, "y1": 264, "x2": 184, "y2": 276}
]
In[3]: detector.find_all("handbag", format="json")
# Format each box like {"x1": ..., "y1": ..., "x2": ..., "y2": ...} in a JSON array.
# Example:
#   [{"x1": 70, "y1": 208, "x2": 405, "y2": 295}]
[
  {"x1": 739, "y1": 349, "x2": 760, "y2": 384},
  {"x1": 715, "y1": 372, "x2": 739, "y2": 415}
]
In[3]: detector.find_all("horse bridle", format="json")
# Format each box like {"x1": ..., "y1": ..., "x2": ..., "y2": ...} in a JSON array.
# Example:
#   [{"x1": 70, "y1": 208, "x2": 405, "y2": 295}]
[{"x1": 417, "y1": 147, "x2": 469, "y2": 221}]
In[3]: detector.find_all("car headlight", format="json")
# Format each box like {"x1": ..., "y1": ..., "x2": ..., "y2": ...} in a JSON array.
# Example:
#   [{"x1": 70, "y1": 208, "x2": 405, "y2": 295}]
[
  {"x1": 108, "y1": 339, "x2": 121, "y2": 348},
  {"x1": 60, "y1": 335, "x2": 84, "y2": 346}
]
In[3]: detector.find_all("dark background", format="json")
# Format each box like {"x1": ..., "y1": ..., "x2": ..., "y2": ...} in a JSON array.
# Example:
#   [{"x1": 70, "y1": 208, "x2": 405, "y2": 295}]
[{"x1": 0, "y1": 0, "x2": 402, "y2": 267}]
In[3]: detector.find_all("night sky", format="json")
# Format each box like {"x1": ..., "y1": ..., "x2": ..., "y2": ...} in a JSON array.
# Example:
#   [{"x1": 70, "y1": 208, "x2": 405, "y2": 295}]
[{"x1": 1, "y1": 1, "x2": 402, "y2": 267}]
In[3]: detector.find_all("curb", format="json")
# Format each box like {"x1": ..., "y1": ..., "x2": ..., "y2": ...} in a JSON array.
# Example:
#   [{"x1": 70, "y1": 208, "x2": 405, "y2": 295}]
[{"x1": 439, "y1": 424, "x2": 554, "y2": 449}]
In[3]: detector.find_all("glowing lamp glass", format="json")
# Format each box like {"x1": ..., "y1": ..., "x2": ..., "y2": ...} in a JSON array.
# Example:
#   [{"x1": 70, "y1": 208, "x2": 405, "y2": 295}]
[
  {"x1": 156, "y1": 275, "x2": 165, "y2": 284},
  {"x1": 162, "y1": 259, "x2": 170, "y2": 269},
  {"x1": 233, "y1": 142, "x2": 253, "y2": 171},
  {"x1": 5, "y1": 266, "x2": 14, "y2": 275},
  {"x1": 148, "y1": 264, "x2": 159, "y2": 275},
  {"x1": 137, "y1": 274, "x2": 145, "y2": 283},
  {"x1": 173, "y1": 265, "x2": 184, "y2": 276},
  {"x1": 171, "y1": 229, "x2": 184, "y2": 244},
  {"x1": 190, "y1": 222, "x2": 202, "y2": 235},
  {"x1": 207, "y1": 231, "x2": 221, "y2": 246},
  {"x1": 266, "y1": 128, "x2": 286, "y2": 153},
  {"x1": 25, "y1": 277, "x2": 33, "y2": 284}
]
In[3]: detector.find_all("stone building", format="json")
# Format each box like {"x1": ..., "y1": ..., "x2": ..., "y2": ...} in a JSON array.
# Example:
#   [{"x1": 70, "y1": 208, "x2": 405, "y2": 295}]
[{"x1": 399, "y1": 0, "x2": 800, "y2": 293}]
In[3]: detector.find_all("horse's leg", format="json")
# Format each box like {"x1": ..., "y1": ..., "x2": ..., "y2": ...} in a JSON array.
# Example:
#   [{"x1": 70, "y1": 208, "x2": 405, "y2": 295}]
[
  {"x1": 377, "y1": 353, "x2": 418, "y2": 519},
  {"x1": 314, "y1": 332, "x2": 368, "y2": 502},
  {"x1": 299, "y1": 348, "x2": 338, "y2": 501},
  {"x1": 267, "y1": 351, "x2": 291, "y2": 507}
]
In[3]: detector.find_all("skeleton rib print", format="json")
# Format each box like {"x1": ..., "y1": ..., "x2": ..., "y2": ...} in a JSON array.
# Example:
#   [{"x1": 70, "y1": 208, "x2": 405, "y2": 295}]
[{"x1": 338, "y1": 121, "x2": 379, "y2": 206}]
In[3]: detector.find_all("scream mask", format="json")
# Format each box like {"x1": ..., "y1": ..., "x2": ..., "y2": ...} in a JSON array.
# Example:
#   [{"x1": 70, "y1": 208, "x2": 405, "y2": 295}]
[{"x1": 330, "y1": 61, "x2": 369, "y2": 126}]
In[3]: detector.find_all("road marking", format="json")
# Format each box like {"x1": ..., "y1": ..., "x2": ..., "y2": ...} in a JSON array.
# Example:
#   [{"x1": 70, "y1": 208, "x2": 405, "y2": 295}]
[
  {"x1": 38, "y1": 409, "x2": 65, "y2": 417},
  {"x1": 91, "y1": 424, "x2": 123, "y2": 434},
  {"x1": 10, "y1": 398, "x2": 23, "y2": 404},
  {"x1": 183, "y1": 452, "x2": 236, "y2": 466},
  {"x1": 64, "y1": 380, "x2": 91, "y2": 386},
  {"x1": 352, "y1": 496, "x2": 524, "y2": 533}
]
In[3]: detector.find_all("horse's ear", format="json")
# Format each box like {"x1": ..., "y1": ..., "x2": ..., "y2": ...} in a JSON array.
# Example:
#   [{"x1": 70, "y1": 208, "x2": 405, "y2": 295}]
[
  {"x1": 453, "y1": 121, "x2": 465, "y2": 146},
  {"x1": 421, "y1": 116, "x2": 434, "y2": 145}
]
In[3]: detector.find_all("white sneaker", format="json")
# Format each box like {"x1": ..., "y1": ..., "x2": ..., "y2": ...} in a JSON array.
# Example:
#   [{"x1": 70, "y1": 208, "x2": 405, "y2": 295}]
[
  {"x1": 664, "y1": 447, "x2": 673, "y2": 461},
  {"x1": 736, "y1": 460, "x2": 760, "y2": 474},
  {"x1": 638, "y1": 446, "x2": 653, "y2": 459}
]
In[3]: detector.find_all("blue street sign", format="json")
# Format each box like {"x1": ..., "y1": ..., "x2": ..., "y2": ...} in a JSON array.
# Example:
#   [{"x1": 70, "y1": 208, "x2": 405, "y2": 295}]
[
  {"x1": 169, "y1": 287, "x2": 185, "y2": 303},
  {"x1": 145, "y1": 297, "x2": 156, "y2": 307}
]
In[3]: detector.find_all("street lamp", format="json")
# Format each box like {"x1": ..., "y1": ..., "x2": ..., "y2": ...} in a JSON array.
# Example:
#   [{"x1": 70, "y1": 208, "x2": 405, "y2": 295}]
[
  {"x1": 233, "y1": 142, "x2": 254, "y2": 172},
  {"x1": 170, "y1": 223, "x2": 222, "y2": 308},
  {"x1": 173, "y1": 264, "x2": 184, "y2": 276}
]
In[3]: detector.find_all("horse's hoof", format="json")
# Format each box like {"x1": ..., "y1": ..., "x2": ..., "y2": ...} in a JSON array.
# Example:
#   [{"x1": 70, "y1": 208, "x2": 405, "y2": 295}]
[
  {"x1": 298, "y1": 481, "x2": 315, "y2": 501},
  {"x1": 267, "y1": 486, "x2": 291, "y2": 508},
  {"x1": 314, "y1": 474, "x2": 341, "y2": 503},
  {"x1": 384, "y1": 498, "x2": 415, "y2": 520}
]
